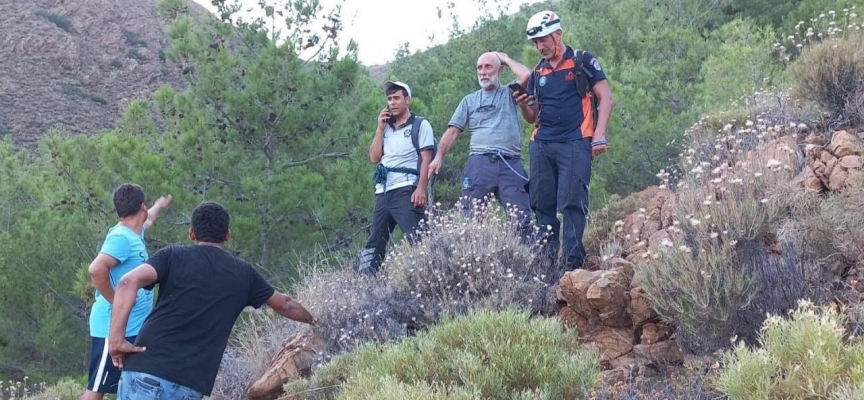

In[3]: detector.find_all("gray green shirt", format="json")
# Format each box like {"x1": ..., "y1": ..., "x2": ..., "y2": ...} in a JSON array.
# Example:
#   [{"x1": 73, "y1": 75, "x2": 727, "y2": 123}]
[{"x1": 448, "y1": 85, "x2": 522, "y2": 157}]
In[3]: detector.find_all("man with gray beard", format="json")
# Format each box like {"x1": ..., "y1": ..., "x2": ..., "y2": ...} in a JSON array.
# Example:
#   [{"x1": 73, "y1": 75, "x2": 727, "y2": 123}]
[{"x1": 429, "y1": 52, "x2": 533, "y2": 239}]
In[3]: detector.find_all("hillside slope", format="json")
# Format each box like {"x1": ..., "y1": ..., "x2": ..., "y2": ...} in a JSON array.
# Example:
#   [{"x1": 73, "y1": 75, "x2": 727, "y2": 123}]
[{"x1": 0, "y1": 0, "x2": 210, "y2": 147}]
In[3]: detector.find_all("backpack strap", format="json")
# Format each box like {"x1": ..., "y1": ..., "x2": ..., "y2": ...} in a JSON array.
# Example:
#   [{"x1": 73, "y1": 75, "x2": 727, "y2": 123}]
[
  {"x1": 410, "y1": 115, "x2": 424, "y2": 154},
  {"x1": 573, "y1": 49, "x2": 599, "y2": 132},
  {"x1": 409, "y1": 115, "x2": 437, "y2": 203},
  {"x1": 532, "y1": 61, "x2": 543, "y2": 128},
  {"x1": 572, "y1": 49, "x2": 594, "y2": 99}
]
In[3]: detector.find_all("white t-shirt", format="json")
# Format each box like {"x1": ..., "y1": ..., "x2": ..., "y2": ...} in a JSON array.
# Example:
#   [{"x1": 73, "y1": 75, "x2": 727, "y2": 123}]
[{"x1": 376, "y1": 114, "x2": 435, "y2": 194}]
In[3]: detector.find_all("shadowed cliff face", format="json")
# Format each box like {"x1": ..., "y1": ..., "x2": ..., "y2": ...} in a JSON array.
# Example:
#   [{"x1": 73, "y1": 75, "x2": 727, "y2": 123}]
[{"x1": 0, "y1": 0, "x2": 211, "y2": 147}]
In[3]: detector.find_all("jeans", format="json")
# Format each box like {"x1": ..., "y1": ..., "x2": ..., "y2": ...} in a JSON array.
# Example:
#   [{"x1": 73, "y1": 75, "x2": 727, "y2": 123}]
[
  {"x1": 460, "y1": 153, "x2": 532, "y2": 242},
  {"x1": 529, "y1": 138, "x2": 592, "y2": 270},
  {"x1": 118, "y1": 371, "x2": 202, "y2": 400},
  {"x1": 357, "y1": 185, "x2": 426, "y2": 274}
]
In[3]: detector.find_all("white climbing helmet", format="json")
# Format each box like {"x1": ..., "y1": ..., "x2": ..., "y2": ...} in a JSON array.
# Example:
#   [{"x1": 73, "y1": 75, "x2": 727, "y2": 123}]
[{"x1": 525, "y1": 10, "x2": 562, "y2": 40}]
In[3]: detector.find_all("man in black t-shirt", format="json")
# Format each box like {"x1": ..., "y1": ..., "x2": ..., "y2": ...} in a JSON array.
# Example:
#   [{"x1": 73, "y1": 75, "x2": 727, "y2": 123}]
[{"x1": 107, "y1": 201, "x2": 315, "y2": 399}]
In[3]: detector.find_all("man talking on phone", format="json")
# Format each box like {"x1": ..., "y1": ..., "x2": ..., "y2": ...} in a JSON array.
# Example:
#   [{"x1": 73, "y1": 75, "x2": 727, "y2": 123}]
[
  {"x1": 514, "y1": 11, "x2": 615, "y2": 272},
  {"x1": 356, "y1": 81, "x2": 435, "y2": 275},
  {"x1": 429, "y1": 52, "x2": 533, "y2": 240}
]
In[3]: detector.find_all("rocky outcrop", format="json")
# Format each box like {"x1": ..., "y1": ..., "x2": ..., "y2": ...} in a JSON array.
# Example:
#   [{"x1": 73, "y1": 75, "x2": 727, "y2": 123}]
[
  {"x1": 0, "y1": 0, "x2": 210, "y2": 147},
  {"x1": 802, "y1": 130, "x2": 864, "y2": 192},
  {"x1": 556, "y1": 257, "x2": 687, "y2": 372}
]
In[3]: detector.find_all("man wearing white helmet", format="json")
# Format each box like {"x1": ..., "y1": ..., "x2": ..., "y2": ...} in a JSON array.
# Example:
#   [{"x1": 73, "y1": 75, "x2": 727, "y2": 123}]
[{"x1": 514, "y1": 10, "x2": 615, "y2": 271}]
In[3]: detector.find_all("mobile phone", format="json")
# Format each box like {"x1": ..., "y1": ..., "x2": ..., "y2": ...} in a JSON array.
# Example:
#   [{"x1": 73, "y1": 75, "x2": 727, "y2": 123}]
[
  {"x1": 508, "y1": 82, "x2": 527, "y2": 95},
  {"x1": 386, "y1": 103, "x2": 396, "y2": 123}
]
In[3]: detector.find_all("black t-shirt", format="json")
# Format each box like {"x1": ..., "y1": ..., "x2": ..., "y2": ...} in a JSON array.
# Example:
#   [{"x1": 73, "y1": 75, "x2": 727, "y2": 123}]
[{"x1": 123, "y1": 244, "x2": 275, "y2": 396}]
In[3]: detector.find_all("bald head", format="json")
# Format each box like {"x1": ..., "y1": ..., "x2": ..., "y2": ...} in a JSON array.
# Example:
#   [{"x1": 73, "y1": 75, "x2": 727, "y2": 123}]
[
  {"x1": 476, "y1": 52, "x2": 503, "y2": 91},
  {"x1": 477, "y1": 52, "x2": 502, "y2": 69}
]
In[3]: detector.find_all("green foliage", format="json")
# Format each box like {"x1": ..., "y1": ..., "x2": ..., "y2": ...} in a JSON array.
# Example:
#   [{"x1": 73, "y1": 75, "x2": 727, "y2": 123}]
[
  {"x1": 715, "y1": 301, "x2": 864, "y2": 399},
  {"x1": 2, "y1": 0, "x2": 374, "y2": 382},
  {"x1": 634, "y1": 99, "x2": 810, "y2": 353},
  {"x1": 286, "y1": 309, "x2": 601, "y2": 399},
  {"x1": 790, "y1": 31, "x2": 864, "y2": 124},
  {"x1": 32, "y1": 9, "x2": 73, "y2": 34},
  {"x1": 19, "y1": 378, "x2": 83, "y2": 400},
  {"x1": 3, "y1": 0, "x2": 863, "y2": 386},
  {"x1": 699, "y1": 19, "x2": 783, "y2": 110}
]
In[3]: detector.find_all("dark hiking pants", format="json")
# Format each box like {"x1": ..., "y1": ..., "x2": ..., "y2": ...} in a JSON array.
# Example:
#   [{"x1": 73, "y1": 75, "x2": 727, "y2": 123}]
[
  {"x1": 460, "y1": 153, "x2": 532, "y2": 241},
  {"x1": 529, "y1": 138, "x2": 592, "y2": 270},
  {"x1": 357, "y1": 185, "x2": 426, "y2": 275}
]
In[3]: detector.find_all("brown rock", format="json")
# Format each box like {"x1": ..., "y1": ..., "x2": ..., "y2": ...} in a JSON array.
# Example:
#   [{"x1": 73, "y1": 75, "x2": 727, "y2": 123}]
[
  {"x1": 660, "y1": 194, "x2": 677, "y2": 229},
  {"x1": 584, "y1": 327, "x2": 635, "y2": 362},
  {"x1": 560, "y1": 306, "x2": 590, "y2": 332},
  {"x1": 640, "y1": 323, "x2": 674, "y2": 345},
  {"x1": 805, "y1": 173, "x2": 825, "y2": 192},
  {"x1": 623, "y1": 241, "x2": 647, "y2": 259},
  {"x1": 825, "y1": 157, "x2": 839, "y2": 179},
  {"x1": 805, "y1": 133, "x2": 824, "y2": 145},
  {"x1": 642, "y1": 220, "x2": 662, "y2": 238},
  {"x1": 646, "y1": 190, "x2": 673, "y2": 221},
  {"x1": 628, "y1": 283, "x2": 656, "y2": 328},
  {"x1": 633, "y1": 340, "x2": 688, "y2": 364},
  {"x1": 586, "y1": 271, "x2": 631, "y2": 328},
  {"x1": 648, "y1": 229, "x2": 671, "y2": 250},
  {"x1": 606, "y1": 258, "x2": 636, "y2": 278},
  {"x1": 631, "y1": 186, "x2": 663, "y2": 203},
  {"x1": 246, "y1": 333, "x2": 327, "y2": 400},
  {"x1": 796, "y1": 166, "x2": 824, "y2": 192},
  {"x1": 620, "y1": 213, "x2": 646, "y2": 247},
  {"x1": 840, "y1": 155, "x2": 863, "y2": 169},
  {"x1": 809, "y1": 146, "x2": 824, "y2": 161},
  {"x1": 813, "y1": 160, "x2": 828, "y2": 179},
  {"x1": 829, "y1": 169, "x2": 849, "y2": 191},
  {"x1": 830, "y1": 130, "x2": 862, "y2": 158},
  {"x1": 556, "y1": 270, "x2": 600, "y2": 313}
]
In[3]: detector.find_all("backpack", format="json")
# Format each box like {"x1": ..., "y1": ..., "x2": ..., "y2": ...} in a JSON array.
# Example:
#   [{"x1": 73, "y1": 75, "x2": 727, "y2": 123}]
[
  {"x1": 532, "y1": 49, "x2": 599, "y2": 132},
  {"x1": 410, "y1": 115, "x2": 438, "y2": 200}
]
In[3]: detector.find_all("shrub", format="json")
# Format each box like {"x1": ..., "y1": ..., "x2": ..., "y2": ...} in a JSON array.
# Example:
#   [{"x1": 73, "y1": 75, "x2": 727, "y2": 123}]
[
  {"x1": 790, "y1": 30, "x2": 864, "y2": 124},
  {"x1": 636, "y1": 96, "x2": 812, "y2": 353},
  {"x1": 293, "y1": 198, "x2": 557, "y2": 354},
  {"x1": 284, "y1": 309, "x2": 601, "y2": 399},
  {"x1": 4, "y1": 378, "x2": 84, "y2": 400},
  {"x1": 212, "y1": 200, "x2": 560, "y2": 397},
  {"x1": 715, "y1": 300, "x2": 864, "y2": 399}
]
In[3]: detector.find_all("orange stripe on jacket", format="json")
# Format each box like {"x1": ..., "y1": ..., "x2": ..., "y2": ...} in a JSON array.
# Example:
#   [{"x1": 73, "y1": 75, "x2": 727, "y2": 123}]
[{"x1": 580, "y1": 93, "x2": 595, "y2": 139}]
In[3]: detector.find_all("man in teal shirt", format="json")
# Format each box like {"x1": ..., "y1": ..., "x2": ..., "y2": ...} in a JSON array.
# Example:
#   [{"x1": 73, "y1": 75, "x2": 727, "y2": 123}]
[{"x1": 82, "y1": 183, "x2": 172, "y2": 400}]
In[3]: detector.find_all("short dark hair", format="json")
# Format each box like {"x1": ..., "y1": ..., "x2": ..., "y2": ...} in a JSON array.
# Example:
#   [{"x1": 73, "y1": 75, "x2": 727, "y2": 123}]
[
  {"x1": 386, "y1": 87, "x2": 408, "y2": 98},
  {"x1": 191, "y1": 201, "x2": 230, "y2": 243},
  {"x1": 113, "y1": 183, "x2": 146, "y2": 218}
]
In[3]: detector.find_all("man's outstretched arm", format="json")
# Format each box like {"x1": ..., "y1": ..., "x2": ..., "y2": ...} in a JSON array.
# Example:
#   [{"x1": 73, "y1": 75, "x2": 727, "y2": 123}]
[
  {"x1": 143, "y1": 195, "x2": 173, "y2": 230},
  {"x1": 266, "y1": 292, "x2": 315, "y2": 325},
  {"x1": 108, "y1": 263, "x2": 158, "y2": 368}
]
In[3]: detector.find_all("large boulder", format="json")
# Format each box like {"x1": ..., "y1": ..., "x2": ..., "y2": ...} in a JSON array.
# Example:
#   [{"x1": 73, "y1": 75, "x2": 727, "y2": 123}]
[{"x1": 556, "y1": 257, "x2": 684, "y2": 370}]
